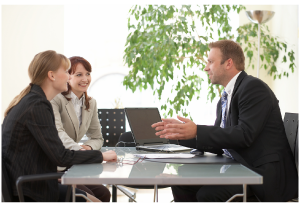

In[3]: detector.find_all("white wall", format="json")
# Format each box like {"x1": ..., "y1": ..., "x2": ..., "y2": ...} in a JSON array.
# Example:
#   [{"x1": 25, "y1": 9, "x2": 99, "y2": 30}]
[
  {"x1": 239, "y1": 5, "x2": 299, "y2": 117},
  {"x1": 1, "y1": 5, "x2": 64, "y2": 122},
  {"x1": 271, "y1": 5, "x2": 299, "y2": 116},
  {"x1": 64, "y1": 4, "x2": 133, "y2": 79}
]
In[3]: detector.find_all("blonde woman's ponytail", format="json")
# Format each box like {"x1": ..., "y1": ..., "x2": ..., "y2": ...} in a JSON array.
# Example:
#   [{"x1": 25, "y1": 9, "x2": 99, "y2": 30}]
[
  {"x1": 4, "y1": 84, "x2": 32, "y2": 117},
  {"x1": 4, "y1": 50, "x2": 70, "y2": 118}
]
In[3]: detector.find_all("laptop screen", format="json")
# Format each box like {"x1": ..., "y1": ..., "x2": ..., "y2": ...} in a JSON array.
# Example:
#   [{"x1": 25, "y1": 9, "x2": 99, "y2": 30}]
[{"x1": 125, "y1": 108, "x2": 168, "y2": 145}]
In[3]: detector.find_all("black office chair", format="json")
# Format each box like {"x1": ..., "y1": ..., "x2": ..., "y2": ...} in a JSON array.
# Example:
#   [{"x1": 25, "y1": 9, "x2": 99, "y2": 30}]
[
  {"x1": 97, "y1": 109, "x2": 137, "y2": 202},
  {"x1": 229, "y1": 113, "x2": 299, "y2": 202},
  {"x1": 98, "y1": 109, "x2": 126, "y2": 147},
  {"x1": 2, "y1": 160, "x2": 71, "y2": 202},
  {"x1": 283, "y1": 112, "x2": 298, "y2": 171},
  {"x1": 117, "y1": 131, "x2": 136, "y2": 147},
  {"x1": 283, "y1": 112, "x2": 298, "y2": 202}
]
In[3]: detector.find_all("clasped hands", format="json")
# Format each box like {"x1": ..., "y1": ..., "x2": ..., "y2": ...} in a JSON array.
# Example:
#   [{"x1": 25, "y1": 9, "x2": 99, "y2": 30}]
[
  {"x1": 151, "y1": 115, "x2": 197, "y2": 140},
  {"x1": 80, "y1": 145, "x2": 92, "y2": 150}
]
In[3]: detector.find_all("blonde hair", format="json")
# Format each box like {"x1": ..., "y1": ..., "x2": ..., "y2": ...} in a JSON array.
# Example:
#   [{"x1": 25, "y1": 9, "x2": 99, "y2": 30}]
[
  {"x1": 4, "y1": 50, "x2": 70, "y2": 117},
  {"x1": 209, "y1": 40, "x2": 245, "y2": 71}
]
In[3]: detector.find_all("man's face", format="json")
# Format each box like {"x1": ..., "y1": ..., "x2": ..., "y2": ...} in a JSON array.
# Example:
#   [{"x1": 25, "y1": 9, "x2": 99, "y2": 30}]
[{"x1": 204, "y1": 48, "x2": 227, "y2": 86}]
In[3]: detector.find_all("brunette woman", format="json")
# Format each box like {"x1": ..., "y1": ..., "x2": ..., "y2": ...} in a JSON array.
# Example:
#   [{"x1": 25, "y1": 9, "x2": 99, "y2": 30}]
[{"x1": 51, "y1": 56, "x2": 111, "y2": 201}]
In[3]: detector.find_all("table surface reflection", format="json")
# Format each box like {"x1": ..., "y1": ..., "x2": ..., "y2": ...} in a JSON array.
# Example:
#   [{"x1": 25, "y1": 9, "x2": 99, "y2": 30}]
[{"x1": 62, "y1": 147, "x2": 262, "y2": 186}]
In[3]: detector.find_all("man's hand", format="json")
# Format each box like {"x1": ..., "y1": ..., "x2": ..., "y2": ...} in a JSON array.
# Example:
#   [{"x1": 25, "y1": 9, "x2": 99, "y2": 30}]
[
  {"x1": 152, "y1": 116, "x2": 197, "y2": 140},
  {"x1": 80, "y1": 145, "x2": 92, "y2": 150},
  {"x1": 151, "y1": 118, "x2": 182, "y2": 131},
  {"x1": 102, "y1": 150, "x2": 117, "y2": 162}
]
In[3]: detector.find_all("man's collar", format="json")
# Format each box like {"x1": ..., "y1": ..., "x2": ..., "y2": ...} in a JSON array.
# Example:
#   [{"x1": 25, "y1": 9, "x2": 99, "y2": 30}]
[{"x1": 224, "y1": 71, "x2": 242, "y2": 95}]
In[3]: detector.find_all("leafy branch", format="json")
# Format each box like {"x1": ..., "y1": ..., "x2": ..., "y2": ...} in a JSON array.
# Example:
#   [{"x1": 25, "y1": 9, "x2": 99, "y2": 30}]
[
  {"x1": 123, "y1": 5, "x2": 295, "y2": 118},
  {"x1": 236, "y1": 23, "x2": 296, "y2": 79}
]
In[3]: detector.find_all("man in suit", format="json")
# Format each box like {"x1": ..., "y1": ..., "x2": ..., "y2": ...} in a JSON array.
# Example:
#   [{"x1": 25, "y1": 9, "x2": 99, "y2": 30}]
[{"x1": 152, "y1": 40, "x2": 298, "y2": 202}]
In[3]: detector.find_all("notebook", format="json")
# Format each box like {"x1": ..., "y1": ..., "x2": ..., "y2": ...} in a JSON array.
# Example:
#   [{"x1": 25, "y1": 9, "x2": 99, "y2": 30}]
[{"x1": 124, "y1": 108, "x2": 192, "y2": 152}]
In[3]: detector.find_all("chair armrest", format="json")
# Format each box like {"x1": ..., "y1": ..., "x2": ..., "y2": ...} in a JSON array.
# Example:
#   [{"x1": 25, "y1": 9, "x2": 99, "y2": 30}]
[{"x1": 16, "y1": 172, "x2": 64, "y2": 202}]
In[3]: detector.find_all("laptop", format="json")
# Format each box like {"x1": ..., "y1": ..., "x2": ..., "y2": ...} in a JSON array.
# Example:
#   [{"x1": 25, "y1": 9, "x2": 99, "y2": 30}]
[{"x1": 124, "y1": 108, "x2": 192, "y2": 152}]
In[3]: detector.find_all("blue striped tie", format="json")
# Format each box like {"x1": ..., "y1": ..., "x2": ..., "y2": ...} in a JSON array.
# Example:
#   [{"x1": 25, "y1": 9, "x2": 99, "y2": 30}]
[{"x1": 221, "y1": 90, "x2": 234, "y2": 159}]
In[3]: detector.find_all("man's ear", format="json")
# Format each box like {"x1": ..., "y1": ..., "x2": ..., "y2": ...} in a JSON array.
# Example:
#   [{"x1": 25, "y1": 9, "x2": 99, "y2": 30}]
[
  {"x1": 226, "y1": 58, "x2": 234, "y2": 70},
  {"x1": 47, "y1": 71, "x2": 55, "y2": 82}
]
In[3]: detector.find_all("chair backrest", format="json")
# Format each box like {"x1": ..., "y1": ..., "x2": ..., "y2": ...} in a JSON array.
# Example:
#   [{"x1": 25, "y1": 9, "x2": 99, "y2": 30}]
[
  {"x1": 295, "y1": 126, "x2": 299, "y2": 177},
  {"x1": 283, "y1": 112, "x2": 298, "y2": 170},
  {"x1": 98, "y1": 109, "x2": 126, "y2": 147},
  {"x1": 2, "y1": 160, "x2": 18, "y2": 202},
  {"x1": 118, "y1": 131, "x2": 136, "y2": 147}
]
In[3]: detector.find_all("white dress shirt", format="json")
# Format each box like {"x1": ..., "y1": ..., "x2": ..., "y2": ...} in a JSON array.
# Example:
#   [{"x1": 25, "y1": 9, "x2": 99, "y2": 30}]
[
  {"x1": 220, "y1": 71, "x2": 242, "y2": 126},
  {"x1": 70, "y1": 91, "x2": 85, "y2": 127}
]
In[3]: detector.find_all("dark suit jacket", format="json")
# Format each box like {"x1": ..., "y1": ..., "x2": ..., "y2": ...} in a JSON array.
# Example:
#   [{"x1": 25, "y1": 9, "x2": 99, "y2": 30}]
[
  {"x1": 2, "y1": 85, "x2": 104, "y2": 202},
  {"x1": 179, "y1": 71, "x2": 298, "y2": 201}
]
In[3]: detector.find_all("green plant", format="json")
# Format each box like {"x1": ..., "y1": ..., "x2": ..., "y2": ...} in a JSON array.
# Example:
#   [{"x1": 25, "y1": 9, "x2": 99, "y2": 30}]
[
  {"x1": 123, "y1": 5, "x2": 296, "y2": 118},
  {"x1": 236, "y1": 23, "x2": 295, "y2": 79}
]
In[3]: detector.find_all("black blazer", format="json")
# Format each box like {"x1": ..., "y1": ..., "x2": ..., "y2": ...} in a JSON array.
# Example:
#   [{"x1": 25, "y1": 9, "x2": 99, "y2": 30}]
[
  {"x1": 2, "y1": 85, "x2": 104, "y2": 202},
  {"x1": 180, "y1": 71, "x2": 298, "y2": 201}
]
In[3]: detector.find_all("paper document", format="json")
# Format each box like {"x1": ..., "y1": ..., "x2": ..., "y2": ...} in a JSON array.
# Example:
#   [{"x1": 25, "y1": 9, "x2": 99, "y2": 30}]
[{"x1": 134, "y1": 154, "x2": 195, "y2": 159}]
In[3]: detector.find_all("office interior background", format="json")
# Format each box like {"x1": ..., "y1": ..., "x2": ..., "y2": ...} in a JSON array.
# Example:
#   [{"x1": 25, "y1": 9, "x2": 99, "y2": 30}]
[{"x1": 1, "y1": 4, "x2": 299, "y2": 130}]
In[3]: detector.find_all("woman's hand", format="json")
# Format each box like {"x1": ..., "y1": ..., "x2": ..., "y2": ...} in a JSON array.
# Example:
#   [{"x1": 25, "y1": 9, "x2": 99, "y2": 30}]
[
  {"x1": 102, "y1": 150, "x2": 117, "y2": 162},
  {"x1": 80, "y1": 145, "x2": 92, "y2": 150}
]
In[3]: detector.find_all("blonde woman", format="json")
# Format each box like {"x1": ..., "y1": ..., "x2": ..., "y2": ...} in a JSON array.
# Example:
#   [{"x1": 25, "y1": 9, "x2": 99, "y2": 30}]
[
  {"x1": 51, "y1": 56, "x2": 110, "y2": 201},
  {"x1": 2, "y1": 50, "x2": 117, "y2": 202}
]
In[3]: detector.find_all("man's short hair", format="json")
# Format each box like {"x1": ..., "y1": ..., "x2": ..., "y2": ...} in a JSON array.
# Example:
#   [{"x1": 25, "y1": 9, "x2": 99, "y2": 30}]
[{"x1": 208, "y1": 40, "x2": 245, "y2": 71}]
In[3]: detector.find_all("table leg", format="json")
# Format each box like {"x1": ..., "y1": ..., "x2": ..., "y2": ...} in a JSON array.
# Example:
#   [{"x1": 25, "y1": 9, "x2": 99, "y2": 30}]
[
  {"x1": 243, "y1": 184, "x2": 247, "y2": 202},
  {"x1": 112, "y1": 185, "x2": 117, "y2": 202},
  {"x1": 153, "y1": 184, "x2": 158, "y2": 202},
  {"x1": 225, "y1": 184, "x2": 247, "y2": 202},
  {"x1": 72, "y1": 184, "x2": 76, "y2": 202}
]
